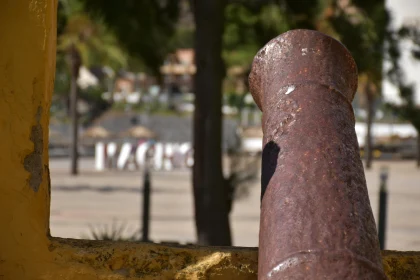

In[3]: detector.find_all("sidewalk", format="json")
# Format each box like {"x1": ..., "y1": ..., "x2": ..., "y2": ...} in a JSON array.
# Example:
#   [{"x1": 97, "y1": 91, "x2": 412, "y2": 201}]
[{"x1": 50, "y1": 158, "x2": 420, "y2": 250}]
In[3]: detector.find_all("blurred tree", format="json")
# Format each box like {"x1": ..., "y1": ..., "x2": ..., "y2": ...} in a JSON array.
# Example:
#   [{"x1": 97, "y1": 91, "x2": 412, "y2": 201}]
[
  {"x1": 57, "y1": 0, "x2": 68, "y2": 37},
  {"x1": 223, "y1": 0, "x2": 391, "y2": 170},
  {"x1": 223, "y1": 4, "x2": 260, "y2": 69},
  {"x1": 81, "y1": 0, "x2": 393, "y2": 245},
  {"x1": 169, "y1": 27, "x2": 195, "y2": 50},
  {"x1": 83, "y1": 0, "x2": 180, "y2": 76},
  {"x1": 190, "y1": 0, "x2": 232, "y2": 246},
  {"x1": 386, "y1": 25, "x2": 420, "y2": 167},
  {"x1": 52, "y1": 54, "x2": 71, "y2": 116},
  {"x1": 328, "y1": 0, "x2": 389, "y2": 169},
  {"x1": 192, "y1": 0, "x2": 322, "y2": 246},
  {"x1": 222, "y1": 0, "x2": 325, "y2": 96},
  {"x1": 84, "y1": 0, "x2": 234, "y2": 245},
  {"x1": 58, "y1": 0, "x2": 127, "y2": 175}
]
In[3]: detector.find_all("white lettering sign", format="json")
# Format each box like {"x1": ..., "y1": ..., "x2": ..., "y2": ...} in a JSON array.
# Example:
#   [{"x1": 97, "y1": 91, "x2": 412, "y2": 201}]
[{"x1": 95, "y1": 141, "x2": 194, "y2": 171}]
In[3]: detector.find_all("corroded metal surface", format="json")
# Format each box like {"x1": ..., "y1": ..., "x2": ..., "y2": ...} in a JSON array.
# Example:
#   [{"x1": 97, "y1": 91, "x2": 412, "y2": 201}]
[{"x1": 249, "y1": 30, "x2": 386, "y2": 279}]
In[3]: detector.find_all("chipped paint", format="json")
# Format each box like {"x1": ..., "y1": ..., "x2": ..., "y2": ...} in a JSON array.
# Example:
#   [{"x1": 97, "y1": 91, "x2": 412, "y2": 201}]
[
  {"x1": 24, "y1": 106, "x2": 44, "y2": 192},
  {"x1": 267, "y1": 257, "x2": 299, "y2": 277},
  {"x1": 285, "y1": 85, "x2": 296, "y2": 95},
  {"x1": 29, "y1": 0, "x2": 48, "y2": 49}
]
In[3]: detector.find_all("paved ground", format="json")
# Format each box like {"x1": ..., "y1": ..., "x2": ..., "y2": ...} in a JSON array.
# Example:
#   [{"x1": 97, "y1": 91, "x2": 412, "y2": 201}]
[{"x1": 50, "y1": 158, "x2": 420, "y2": 251}]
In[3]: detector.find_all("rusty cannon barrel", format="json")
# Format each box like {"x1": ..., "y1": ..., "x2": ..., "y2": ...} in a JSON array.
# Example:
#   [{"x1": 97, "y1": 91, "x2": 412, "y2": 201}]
[{"x1": 249, "y1": 30, "x2": 386, "y2": 279}]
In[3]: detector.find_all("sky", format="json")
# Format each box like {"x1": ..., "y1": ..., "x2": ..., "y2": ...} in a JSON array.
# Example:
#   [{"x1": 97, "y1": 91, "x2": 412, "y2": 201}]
[{"x1": 383, "y1": 0, "x2": 420, "y2": 105}]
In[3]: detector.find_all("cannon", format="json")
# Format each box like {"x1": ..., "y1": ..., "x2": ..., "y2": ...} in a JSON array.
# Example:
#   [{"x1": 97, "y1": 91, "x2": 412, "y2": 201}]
[{"x1": 249, "y1": 30, "x2": 386, "y2": 279}]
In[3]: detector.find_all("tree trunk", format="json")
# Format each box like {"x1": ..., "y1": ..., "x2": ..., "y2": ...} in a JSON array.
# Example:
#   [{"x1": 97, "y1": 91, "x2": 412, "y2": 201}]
[
  {"x1": 365, "y1": 83, "x2": 375, "y2": 170},
  {"x1": 192, "y1": 0, "x2": 231, "y2": 246},
  {"x1": 69, "y1": 45, "x2": 81, "y2": 175}
]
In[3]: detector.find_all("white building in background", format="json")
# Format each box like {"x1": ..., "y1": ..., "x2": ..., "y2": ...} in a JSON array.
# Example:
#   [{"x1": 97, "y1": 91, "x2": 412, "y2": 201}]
[
  {"x1": 355, "y1": 122, "x2": 417, "y2": 147},
  {"x1": 77, "y1": 66, "x2": 99, "y2": 89},
  {"x1": 383, "y1": 0, "x2": 420, "y2": 105},
  {"x1": 241, "y1": 122, "x2": 418, "y2": 153}
]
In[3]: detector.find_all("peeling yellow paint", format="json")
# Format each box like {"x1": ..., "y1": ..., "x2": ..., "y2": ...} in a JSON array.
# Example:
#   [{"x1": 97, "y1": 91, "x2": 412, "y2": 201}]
[{"x1": 0, "y1": 1, "x2": 420, "y2": 280}]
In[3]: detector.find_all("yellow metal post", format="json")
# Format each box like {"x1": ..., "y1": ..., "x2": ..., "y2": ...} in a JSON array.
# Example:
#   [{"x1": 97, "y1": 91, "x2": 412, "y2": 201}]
[{"x1": 0, "y1": 0, "x2": 56, "y2": 278}]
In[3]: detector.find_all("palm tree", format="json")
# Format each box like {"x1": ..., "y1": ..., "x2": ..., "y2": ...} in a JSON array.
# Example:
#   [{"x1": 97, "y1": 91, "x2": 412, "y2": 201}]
[
  {"x1": 57, "y1": 0, "x2": 127, "y2": 175},
  {"x1": 328, "y1": 0, "x2": 389, "y2": 169}
]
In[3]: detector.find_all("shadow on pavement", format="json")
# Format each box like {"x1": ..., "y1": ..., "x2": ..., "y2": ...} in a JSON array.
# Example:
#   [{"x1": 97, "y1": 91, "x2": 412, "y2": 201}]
[{"x1": 52, "y1": 185, "x2": 190, "y2": 194}]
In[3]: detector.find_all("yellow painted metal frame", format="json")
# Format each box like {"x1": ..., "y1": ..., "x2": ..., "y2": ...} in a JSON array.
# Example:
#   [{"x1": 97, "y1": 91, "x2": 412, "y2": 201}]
[{"x1": 0, "y1": 1, "x2": 419, "y2": 279}]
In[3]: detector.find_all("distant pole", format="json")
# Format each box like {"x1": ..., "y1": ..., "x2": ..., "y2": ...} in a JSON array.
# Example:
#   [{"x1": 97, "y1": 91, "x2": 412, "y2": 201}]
[
  {"x1": 141, "y1": 166, "x2": 151, "y2": 242},
  {"x1": 378, "y1": 166, "x2": 389, "y2": 250},
  {"x1": 241, "y1": 108, "x2": 249, "y2": 127},
  {"x1": 69, "y1": 44, "x2": 81, "y2": 175}
]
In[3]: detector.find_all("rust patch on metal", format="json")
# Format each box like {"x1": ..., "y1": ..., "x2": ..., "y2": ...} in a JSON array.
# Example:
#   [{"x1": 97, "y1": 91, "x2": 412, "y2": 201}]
[
  {"x1": 24, "y1": 106, "x2": 43, "y2": 192},
  {"x1": 249, "y1": 30, "x2": 386, "y2": 279}
]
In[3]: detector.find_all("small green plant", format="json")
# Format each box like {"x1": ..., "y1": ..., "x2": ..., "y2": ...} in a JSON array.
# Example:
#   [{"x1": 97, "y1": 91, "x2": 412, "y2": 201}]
[{"x1": 82, "y1": 221, "x2": 140, "y2": 241}]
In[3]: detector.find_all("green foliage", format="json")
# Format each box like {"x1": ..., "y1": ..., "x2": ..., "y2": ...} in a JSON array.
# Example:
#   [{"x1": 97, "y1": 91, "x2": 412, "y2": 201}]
[
  {"x1": 222, "y1": 2, "x2": 293, "y2": 69},
  {"x1": 329, "y1": 0, "x2": 389, "y2": 85},
  {"x1": 169, "y1": 27, "x2": 195, "y2": 49},
  {"x1": 55, "y1": 0, "x2": 129, "y2": 125},
  {"x1": 57, "y1": 2, "x2": 128, "y2": 70},
  {"x1": 57, "y1": 0, "x2": 68, "y2": 37},
  {"x1": 258, "y1": 4, "x2": 290, "y2": 35},
  {"x1": 399, "y1": 25, "x2": 420, "y2": 61},
  {"x1": 51, "y1": 53, "x2": 71, "y2": 119},
  {"x1": 386, "y1": 24, "x2": 420, "y2": 132},
  {"x1": 79, "y1": 85, "x2": 111, "y2": 126},
  {"x1": 225, "y1": 92, "x2": 244, "y2": 109},
  {"x1": 84, "y1": 222, "x2": 140, "y2": 241},
  {"x1": 223, "y1": 4, "x2": 259, "y2": 68},
  {"x1": 221, "y1": 0, "x2": 322, "y2": 98},
  {"x1": 54, "y1": 53, "x2": 71, "y2": 96},
  {"x1": 82, "y1": 0, "x2": 180, "y2": 75}
]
